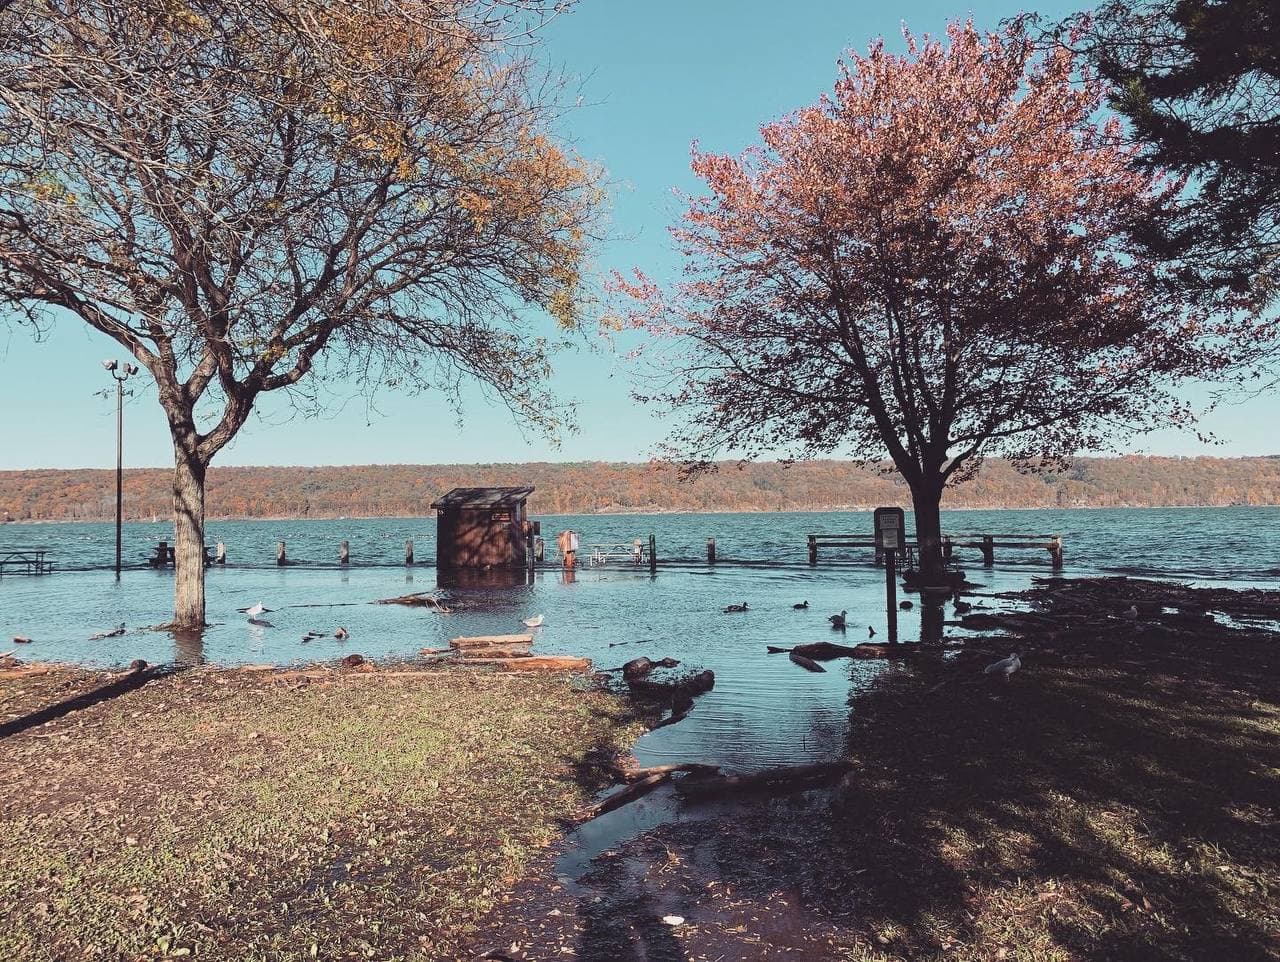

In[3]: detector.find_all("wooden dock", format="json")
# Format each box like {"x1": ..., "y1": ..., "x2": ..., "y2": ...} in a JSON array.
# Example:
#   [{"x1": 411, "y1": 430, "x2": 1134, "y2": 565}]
[{"x1": 807, "y1": 532, "x2": 1062, "y2": 568}]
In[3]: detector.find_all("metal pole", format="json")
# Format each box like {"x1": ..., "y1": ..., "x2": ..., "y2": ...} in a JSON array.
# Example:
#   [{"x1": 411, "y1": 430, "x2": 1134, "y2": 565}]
[
  {"x1": 115, "y1": 377, "x2": 123, "y2": 580},
  {"x1": 885, "y1": 548, "x2": 898, "y2": 643}
]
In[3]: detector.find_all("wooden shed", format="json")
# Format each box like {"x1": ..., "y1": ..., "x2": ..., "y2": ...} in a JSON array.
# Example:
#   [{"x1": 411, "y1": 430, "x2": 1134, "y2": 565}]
[{"x1": 430, "y1": 486, "x2": 534, "y2": 569}]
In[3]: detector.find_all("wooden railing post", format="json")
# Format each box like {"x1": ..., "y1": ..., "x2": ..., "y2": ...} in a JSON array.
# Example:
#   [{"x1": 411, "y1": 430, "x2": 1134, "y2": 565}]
[
  {"x1": 276, "y1": 541, "x2": 287, "y2": 566},
  {"x1": 808, "y1": 535, "x2": 817, "y2": 566},
  {"x1": 1050, "y1": 536, "x2": 1063, "y2": 569},
  {"x1": 707, "y1": 537, "x2": 716, "y2": 564},
  {"x1": 405, "y1": 539, "x2": 414, "y2": 565},
  {"x1": 649, "y1": 534, "x2": 657, "y2": 573},
  {"x1": 943, "y1": 536, "x2": 953, "y2": 561},
  {"x1": 215, "y1": 542, "x2": 227, "y2": 565},
  {"x1": 339, "y1": 540, "x2": 350, "y2": 565},
  {"x1": 981, "y1": 535, "x2": 994, "y2": 566}
]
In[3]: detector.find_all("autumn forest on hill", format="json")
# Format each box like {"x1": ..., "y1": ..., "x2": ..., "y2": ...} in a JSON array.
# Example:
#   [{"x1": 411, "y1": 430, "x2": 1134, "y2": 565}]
[{"x1": 1, "y1": 456, "x2": 1278, "y2": 522}]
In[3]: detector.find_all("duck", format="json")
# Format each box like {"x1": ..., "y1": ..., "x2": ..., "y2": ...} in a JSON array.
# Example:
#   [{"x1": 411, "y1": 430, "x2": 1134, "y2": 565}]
[
  {"x1": 793, "y1": 601, "x2": 809, "y2": 610},
  {"x1": 334, "y1": 627, "x2": 350, "y2": 640},
  {"x1": 983, "y1": 652, "x2": 1022, "y2": 681},
  {"x1": 723, "y1": 602, "x2": 749, "y2": 613},
  {"x1": 522, "y1": 614, "x2": 545, "y2": 628},
  {"x1": 899, "y1": 600, "x2": 914, "y2": 611},
  {"x1": 828, "y1": 610, "x2": 848, "y2": 630},
  {"x1": 953, "y1": 598, "x2": 973, "y2": 614}
]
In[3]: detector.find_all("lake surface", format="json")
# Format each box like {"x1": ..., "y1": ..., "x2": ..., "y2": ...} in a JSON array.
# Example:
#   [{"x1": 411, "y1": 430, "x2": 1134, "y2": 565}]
[{"x1": 3, "y1": 507, "x2": 1278, "y2": 778}]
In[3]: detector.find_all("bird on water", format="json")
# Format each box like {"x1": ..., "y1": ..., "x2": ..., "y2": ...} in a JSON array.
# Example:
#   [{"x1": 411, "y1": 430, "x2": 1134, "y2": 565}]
[
  {"x1": 723, "y1": 602, "x2": 749, "y2": 613},
  {"x1": 793, "y1": 601, "x2": 809, "y2": 610},
  {"x1": 829, "y1": 610, "x2": 848, "y2": 630}
]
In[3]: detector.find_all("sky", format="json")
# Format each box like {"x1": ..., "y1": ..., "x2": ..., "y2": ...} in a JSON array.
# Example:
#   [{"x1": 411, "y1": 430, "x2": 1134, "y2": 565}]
[{"x1": 0, "y1": 0, "x2": 1276, "y2": 470}]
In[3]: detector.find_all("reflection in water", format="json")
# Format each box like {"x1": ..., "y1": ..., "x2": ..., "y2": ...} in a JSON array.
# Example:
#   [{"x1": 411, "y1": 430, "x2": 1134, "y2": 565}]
[
  {"x1": 437, "y1": 566, "x2": 534, "y2": 590},
  {"x1": 171, "y1": 626, "x2": 205, "y2": 666}
]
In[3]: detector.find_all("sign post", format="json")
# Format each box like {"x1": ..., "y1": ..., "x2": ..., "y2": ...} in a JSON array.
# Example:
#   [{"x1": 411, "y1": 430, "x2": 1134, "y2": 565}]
[{"x1": 874, "y1": 507, "x2": 906, "y2": 644}]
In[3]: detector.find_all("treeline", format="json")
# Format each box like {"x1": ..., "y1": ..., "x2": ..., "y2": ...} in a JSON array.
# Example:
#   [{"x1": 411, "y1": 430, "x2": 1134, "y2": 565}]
[{"x1": 2, "y1": 457, "x2": 1279, "y2": 522}]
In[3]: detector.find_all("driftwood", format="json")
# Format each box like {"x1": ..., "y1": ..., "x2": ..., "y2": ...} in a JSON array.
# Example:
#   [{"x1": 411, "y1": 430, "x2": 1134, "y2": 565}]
[
  {"x1": 675, "y1": 760, "x2": 854, "y2": 800},
  {"x1": 590, "y1": 772, "x2": 672, "y2": 817},
  {"x1": 789, "y1": 651, "x2": 826, "y2": 673},
  {"x1": 450, "y1": 634, "x2": 534, "y2": 650},
  {"x1": 375, "y1": 592, "x2": 451, "y2": 612},
  {"x1": 462, "y1": 656, "x2": 591, "y2": 672}
]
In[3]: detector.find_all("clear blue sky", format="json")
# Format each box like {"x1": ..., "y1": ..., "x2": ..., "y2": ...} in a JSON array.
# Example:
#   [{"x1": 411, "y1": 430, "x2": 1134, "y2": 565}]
[{"x1": 0, "y1": 0, "x2": 1275, "y2": 470}]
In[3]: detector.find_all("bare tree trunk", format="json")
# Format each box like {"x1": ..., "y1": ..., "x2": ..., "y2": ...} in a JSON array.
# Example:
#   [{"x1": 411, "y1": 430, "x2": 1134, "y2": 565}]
[
  {"x1": 911, "y1": 479, "x2": 945, "y2": 580},
  {"x1": 172, "y1": 449, "x2": 208, "y2": 629}
]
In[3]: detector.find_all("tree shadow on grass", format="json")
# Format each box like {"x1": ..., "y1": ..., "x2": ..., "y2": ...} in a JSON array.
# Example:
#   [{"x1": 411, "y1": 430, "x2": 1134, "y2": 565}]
[{"x1": 657, "y1": 646, "x2": 1280, "y2": 961}]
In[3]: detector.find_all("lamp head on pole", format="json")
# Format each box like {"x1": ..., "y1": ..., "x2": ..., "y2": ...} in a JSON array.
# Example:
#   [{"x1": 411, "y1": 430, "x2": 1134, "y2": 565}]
[
  {"x1": 123, "y1": 363, "x2": 139, "y2": 376},
  {"x1": 102, "y1": 358, "x2": 118, "y2": 372}
]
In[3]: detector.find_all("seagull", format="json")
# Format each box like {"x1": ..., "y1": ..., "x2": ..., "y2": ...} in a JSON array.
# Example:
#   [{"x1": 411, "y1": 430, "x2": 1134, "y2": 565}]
[
  {"x1": 793, "y1": 601, "x2": 809, "y2": 610},
  {"x1": 242, "y1": 602, "x2": 272, "y2": 619},
  {"x1": 334, "y1": 627, "x2": 350, "y2": 640},
  {"x1": 723, "y1": 602, "x2": 748, "y2": 613},
  {"x1": 828, "y1": 610, "x2": 847, "y2": 630},
  {"x1": 1121, "y1": 605, "x2": 1139, "y2": 620},
  {"x1": 522, "y1": 614, "x2": 545, "y2": 628},
  {"x1": 984, "y1": 652, "x2": 1022, "y2": 682}
]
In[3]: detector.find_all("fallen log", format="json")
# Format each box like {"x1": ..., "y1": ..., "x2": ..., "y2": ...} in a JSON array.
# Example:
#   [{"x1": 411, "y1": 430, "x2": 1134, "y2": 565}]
[
  {"x1": 792, "y1": 641, "x2": 861, "y2": 660},
  {"x1": 789, "y1": 651, "x2": 826, "y2": 673},
  {"x1": 619, "y1": 762, "x2": 721, "y2": 781},
  {"x1": 450, "y1": 633, "x2": 534, "y2": 650},
  {"x1": 458, "y1": 647, "x2": 532, "y2": 659},
  {"x1": 590, "y1": 772, "x2": 672, "y2": 817},
  {"x1": 675, "y1": 760, "x2": 853, "y2": 800},
  {"x1": 462, "y1": 655, "x2": 591, "y2": 672}
]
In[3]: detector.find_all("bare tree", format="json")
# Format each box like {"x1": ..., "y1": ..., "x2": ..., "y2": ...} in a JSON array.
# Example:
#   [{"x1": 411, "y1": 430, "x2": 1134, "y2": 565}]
[{"x1": 0, "y1": 0, "x2": 599, "y2": 626}]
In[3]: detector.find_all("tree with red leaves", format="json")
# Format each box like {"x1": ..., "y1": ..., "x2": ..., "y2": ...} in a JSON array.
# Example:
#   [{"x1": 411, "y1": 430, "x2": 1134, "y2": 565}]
[{"x1": 618, "y1": 21, "x2": 1244, "y2": 579}]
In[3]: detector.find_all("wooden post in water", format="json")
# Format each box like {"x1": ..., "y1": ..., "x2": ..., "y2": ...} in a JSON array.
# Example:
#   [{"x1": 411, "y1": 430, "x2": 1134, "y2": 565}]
[
  {"x1": 885, "y1": 548, "x2": 898, "y2": 643},
  {"x1": 943, "y1": 536, "x2": 953, "y2": 562},
  {"x1": 648, "y1": 534, "x2": 657, "y2": 574},
  {"x1": 215, "y1": 542, "x2": 227, "y2": 565},
  {"x1": 707, "y1": 537, "x2": 716, "y2": 564},
  {"x1": 405, "y1": 539, "x2": 414, "y2": 565},
  {"x1": 1049, "y1": 536, "x2": 1063, "y2": 569},
  {"x1": 339, "y1": 540, "x2": 350, "y2": 565},
  {"x1": 807, "y1": 535, "x2": 817, "y2": 566},
  {"x1": 981, "y1": 535, "x2": 995, "y2": 566},
  {"x1": 276, "y1": 541, "x2": 287, "y2": 566}
]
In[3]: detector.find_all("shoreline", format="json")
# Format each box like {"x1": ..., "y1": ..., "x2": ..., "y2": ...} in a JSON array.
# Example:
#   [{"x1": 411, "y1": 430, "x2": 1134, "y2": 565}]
[{"x1": 6, "y1": 501, "x2": 1280, "y2": 526}]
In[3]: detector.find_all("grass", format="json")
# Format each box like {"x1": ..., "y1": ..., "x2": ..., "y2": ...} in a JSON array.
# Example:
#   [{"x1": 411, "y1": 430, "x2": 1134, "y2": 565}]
[{"x1": 0, "y1": 664, "x2": 643, "y2": 962}]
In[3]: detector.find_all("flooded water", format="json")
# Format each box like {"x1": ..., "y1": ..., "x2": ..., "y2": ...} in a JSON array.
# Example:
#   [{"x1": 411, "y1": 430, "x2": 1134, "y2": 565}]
[
  {"x1": 4, "y1": 506, "x2": 1278, "y2": 887},
  {"x1": 2, "y1": 507, "x2": 1278, "y2": 778}
]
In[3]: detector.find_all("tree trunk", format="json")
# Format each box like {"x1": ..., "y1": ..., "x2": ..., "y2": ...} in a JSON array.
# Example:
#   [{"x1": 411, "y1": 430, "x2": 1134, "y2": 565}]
[
  {"x1": 172, "y1": 449, "x2": 208, "y2": 629},
  {"x1": 910, "y1": 478, "x2": 945, "y2": 579}
]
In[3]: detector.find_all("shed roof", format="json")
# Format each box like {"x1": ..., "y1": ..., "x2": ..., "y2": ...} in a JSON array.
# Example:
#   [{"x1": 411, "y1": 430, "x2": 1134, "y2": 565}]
[{"x1": 430, "y1": 486, "x2": 534, "y2": 510}]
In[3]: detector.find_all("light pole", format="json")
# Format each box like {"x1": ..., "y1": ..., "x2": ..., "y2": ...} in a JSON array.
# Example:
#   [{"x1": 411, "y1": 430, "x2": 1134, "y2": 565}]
[{"x1": 103, "y1": 359, "x2": 139, "y2": 579}]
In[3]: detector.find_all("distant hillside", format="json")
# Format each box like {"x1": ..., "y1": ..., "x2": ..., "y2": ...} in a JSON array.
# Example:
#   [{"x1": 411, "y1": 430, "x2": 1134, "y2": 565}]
[{"x1": 2, "y1": 457, "x2": 1279, "y2": 522}]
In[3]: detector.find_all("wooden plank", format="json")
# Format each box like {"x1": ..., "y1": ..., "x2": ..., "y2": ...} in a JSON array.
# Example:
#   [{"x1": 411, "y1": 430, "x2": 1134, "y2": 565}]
[
  {"x1": 462, "y1": 656, "x2": 591, "y2": 672},
  {"x1": 449, "y1": 633, "x2": 534, "y2": 649}
]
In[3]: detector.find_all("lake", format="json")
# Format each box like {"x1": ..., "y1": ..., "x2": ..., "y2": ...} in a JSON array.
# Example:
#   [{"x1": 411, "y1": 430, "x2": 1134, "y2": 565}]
[{"x1": 3, "y1": 507, "x2": 1278, "y2": 778}]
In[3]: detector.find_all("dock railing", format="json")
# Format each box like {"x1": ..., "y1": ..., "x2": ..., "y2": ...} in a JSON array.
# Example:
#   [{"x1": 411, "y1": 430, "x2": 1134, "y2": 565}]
[{"x1": 808, "y1": 532, "x2": 1062, "y2": 568}]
